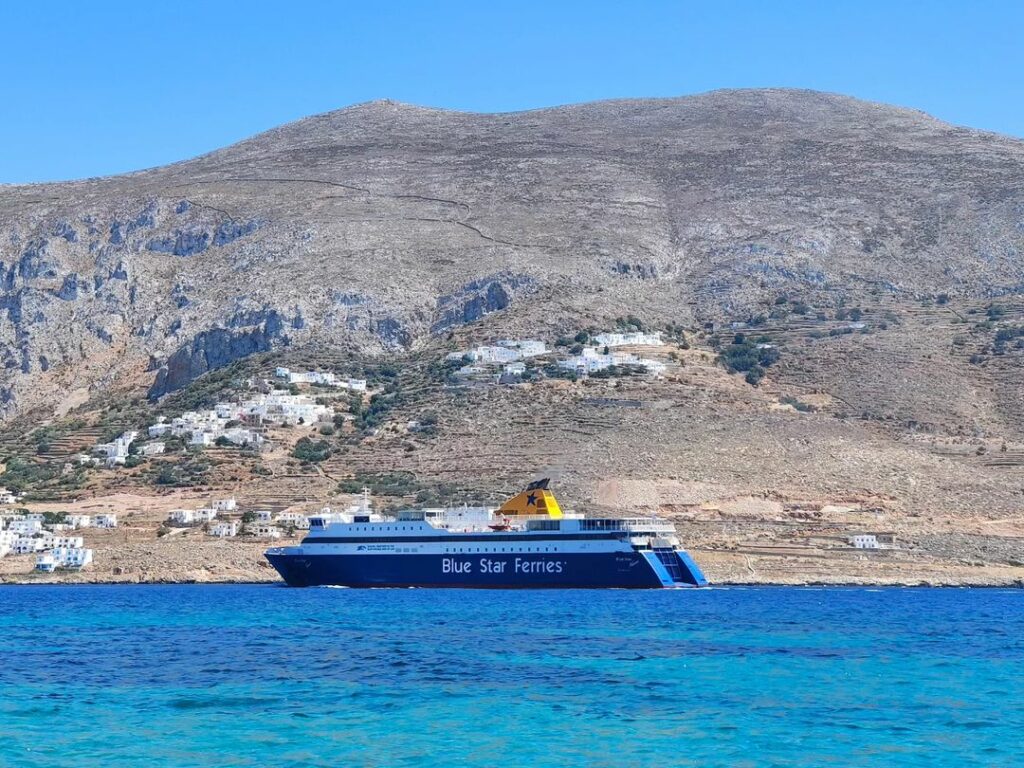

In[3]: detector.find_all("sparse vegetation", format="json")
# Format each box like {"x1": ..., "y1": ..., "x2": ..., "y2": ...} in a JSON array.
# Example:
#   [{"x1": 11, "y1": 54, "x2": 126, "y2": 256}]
[
  {"x1": 719, "y1": 334, "x2": 780, "y2": 386},
  {"x1": 781, "y1": 396, "x2": 816, "y2": 413},
  {"x1": 338, "y1": 471, "x2": 422, "y2": 497},
  {"x1": 292, "y1": 437, "x2": 332, "y2": 463},
  {"x1": 149, "y1": 456, "x2": 211, "y2": 487},
  {"x1": 615, "y1": 315, "x2": 645, "y2": 331}
]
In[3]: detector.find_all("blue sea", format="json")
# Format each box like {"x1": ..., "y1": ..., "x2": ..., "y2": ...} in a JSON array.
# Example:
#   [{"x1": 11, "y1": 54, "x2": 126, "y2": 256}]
[{"x1": 0, "y1": 586, "x2": 1022, "y2": 767}]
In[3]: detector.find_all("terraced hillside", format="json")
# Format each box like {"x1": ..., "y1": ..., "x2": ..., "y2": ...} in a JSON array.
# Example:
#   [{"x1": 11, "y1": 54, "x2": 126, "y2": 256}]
[{"x1": 1, "y1": 89, "x2": 1023, "y2": 584}]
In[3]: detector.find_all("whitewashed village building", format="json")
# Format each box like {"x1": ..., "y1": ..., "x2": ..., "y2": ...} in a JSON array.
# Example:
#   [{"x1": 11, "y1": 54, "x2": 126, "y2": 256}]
[
  {"x1": 37, "y1": 546, "x2": 93, "y2": 571},
  {"x1": 592, "y1": 331, "x2": 664, "y2": 347},
  {"x1": 446, "y1": 340, "x2": 548, "y2": 366},
  {"x1": 249, "y1": 523, "x2": 281, "y2": 539},
  {"x1": 210, "y1": 521, "x2": 238, "y2": 538},
  {"x1": 276, "y1": 368, "x2": 368, "y2": 391},
  {"x1": 92, "y1": 430, "x2": 139, "y2": 467},
  {"x1": 557, "y1": 347, "x2": 666, "y2": 377},
  {"x1": 850, "y1": 534, "x2": 880, "y2": 549},
  {"x1": 276, "y1": 511, "x2": 311, "y2": 530},
  {"x1": 168, "y1": 509, "x2": 195, "y2": 525},
  {"x1": 0, "y1": 487, "x2": 23, "y2": 505},
  {"x1": 193, "y1": 508, "x2": 218, "y2": 523},
  {"x1": 8, "y1": 519, "x2": 43, "y2": 536}
]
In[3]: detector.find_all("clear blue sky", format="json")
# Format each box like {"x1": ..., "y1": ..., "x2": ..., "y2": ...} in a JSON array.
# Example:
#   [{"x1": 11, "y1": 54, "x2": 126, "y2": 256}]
[{"x1": 2, "y1": 1, "x2": 1022, "y2": 183}]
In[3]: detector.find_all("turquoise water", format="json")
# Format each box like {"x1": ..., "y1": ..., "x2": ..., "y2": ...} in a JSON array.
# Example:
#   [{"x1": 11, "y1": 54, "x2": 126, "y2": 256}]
[{"x1": 0, "y1": 586, "x2": 1022, "y2": 767}]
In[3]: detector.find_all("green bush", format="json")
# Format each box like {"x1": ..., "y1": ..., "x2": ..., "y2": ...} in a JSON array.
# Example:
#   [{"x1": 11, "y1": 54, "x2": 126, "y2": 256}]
[
  {"x1": 292, "y1": 437, "x2": 332, "y2": 463},
  {"x1": 721, "y1": 336, "x2": 780, "y2": 380},
  {"x1": 0, "y1": 458, "x2": 60, "y2": 492}
]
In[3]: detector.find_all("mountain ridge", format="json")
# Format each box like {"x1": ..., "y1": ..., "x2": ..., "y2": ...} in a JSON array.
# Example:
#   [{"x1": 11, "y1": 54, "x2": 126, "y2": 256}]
[
  {"x1": 6, "y1": 88, "x2": 1022, "y2": 190},
  {"x1": 1, "y1": 87, "x2": 1023, "y2": 418}
]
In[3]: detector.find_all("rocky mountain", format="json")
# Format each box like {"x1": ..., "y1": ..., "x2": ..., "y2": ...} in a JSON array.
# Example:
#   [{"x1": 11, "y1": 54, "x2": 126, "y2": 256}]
[
  {"x1": 2, "y1": 88, "x2": 1023, "y2": 417},
  {"x1": 3, "y1": 88, "x2": 1024, "y2": 585}
]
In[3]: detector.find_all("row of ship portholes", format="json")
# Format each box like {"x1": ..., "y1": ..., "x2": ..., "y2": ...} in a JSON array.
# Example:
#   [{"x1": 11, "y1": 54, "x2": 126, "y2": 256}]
[{"x1": 443, "y1": 547, "x2": 559, "y2": 554}]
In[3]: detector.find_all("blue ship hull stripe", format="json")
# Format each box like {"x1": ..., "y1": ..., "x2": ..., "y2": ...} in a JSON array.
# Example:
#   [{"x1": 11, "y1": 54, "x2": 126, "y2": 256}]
[{"x1": 266, "y1": 551, "x2": 706, "y2": 589}]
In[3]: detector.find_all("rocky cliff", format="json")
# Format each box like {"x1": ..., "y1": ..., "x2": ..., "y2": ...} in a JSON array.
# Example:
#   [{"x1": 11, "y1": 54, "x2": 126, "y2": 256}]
[{"x1": 1, "y1": 89, "x2": 1023, "y2": 418}]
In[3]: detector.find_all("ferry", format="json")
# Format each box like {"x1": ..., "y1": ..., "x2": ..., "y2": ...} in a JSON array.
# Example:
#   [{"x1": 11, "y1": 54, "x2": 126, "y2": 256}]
[{"x1": 265, "y1": 479, "x2": 708, "y2": 588}]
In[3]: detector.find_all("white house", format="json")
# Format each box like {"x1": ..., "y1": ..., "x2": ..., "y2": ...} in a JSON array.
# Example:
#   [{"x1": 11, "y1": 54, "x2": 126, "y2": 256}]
[
  {"x1": 26, "y1": 513, "x2": 46, "y2": 523},
  {"x1": 557, "y1": 347, "x2": 665, "y2": 377},
  {"x1": 283, "y1": 369, "x2": 367, "y2": 391},
  {"x1": 93, "y1": 430, "x2": 139, "y2": 467},
  {"x1": 276, "y1": 511, "x2": 311, "y2": 529},
  {"x1": 53, "y1": 536, "x2": 84, "y2": 549},
  {"x1": 455, "y1": 364, "x2": 488, "y2": 378},
  {"x1": 148, "y1": 422, "x2": 172, "y2": 438},
  {"x1": 476, "y1": 346, "x2": 522, "y2": 363},
  {"x1": 0, "y1": 487, "x2": 22, "y2": 505},
  {"x1": 212, "y1": 498, "x2": 237, "y2": 512},
  {"x1": 168, "y1": 509, "x2": 194, "y2": 525},
  {"x1": 558, "y1": 352, "x2": 614, "y2": 375},
  {"x1": 503, "y1": 362, "x2": 526, "y2": 376},
  {"x1": 64, "y1": 514, "x2": 92, "y2": 530},
  {"x1": 52, "y1": 547, "x2": 93, "y2": 569},
  {"x1": 593, "y1": 331, "x2": 664, "y2": 348},
  {"x1": 249, "y1": 523, "x2": 281, "y2": 539},
  {"x1": 221, "y1": 427, "x2": 264, "y2": 448},
  {"x1": 252, "y1": 510, "x2": 273, "y2": 522},
  {"x1": 193, "y1": 508, "x2": 218, "y2": 523},
  {"x1": 214, "y1": 401, "x2": 240, "y2": 419},
  {"x1": 8, "y1": 519, "x2": 43, "y2": 536},
  {"x1": 210, "y1": 521, "x2": 238, "y2": 538},
  {"x1": 36, "y1": 553, "x2": 57, "y2": 572},
  {"x1": 93, "y1": 514, "x2": 117, "y2": 529},
  {"x1": 0, "y1": 529, "x2": 17, "y2": 556},
  {"x1": 138, "y1": 441, "x2": 166, "y2": 457},
  {"x1": 14, "y1": 537, "x2": 46, "y2": 554},
  {"x1": 851, "y1": 534, "x2": 880, "y2": 549}
]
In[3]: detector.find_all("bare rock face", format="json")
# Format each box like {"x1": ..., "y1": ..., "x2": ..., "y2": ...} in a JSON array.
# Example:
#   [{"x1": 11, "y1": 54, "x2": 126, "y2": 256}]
[{"x1": 1, "y1": 88, "x2": 1023, "y2": 417}]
